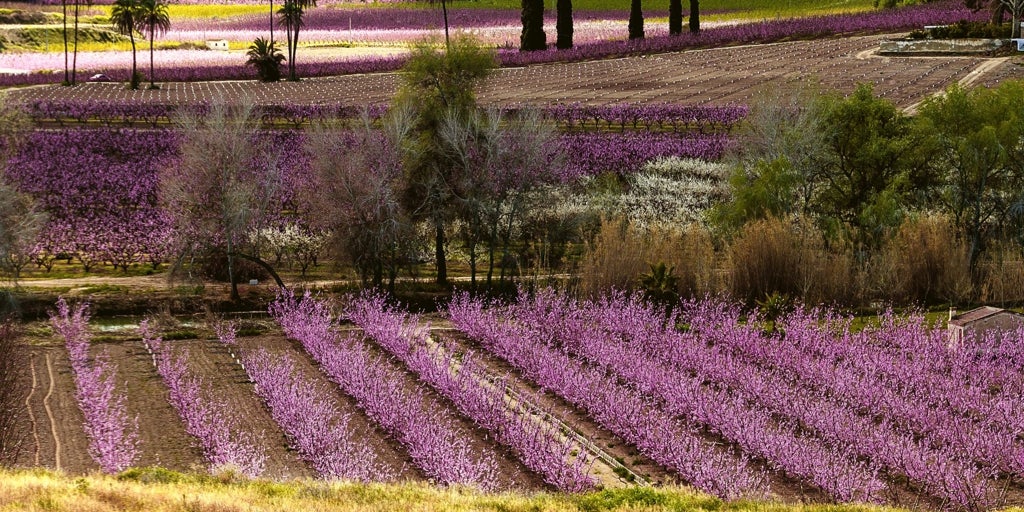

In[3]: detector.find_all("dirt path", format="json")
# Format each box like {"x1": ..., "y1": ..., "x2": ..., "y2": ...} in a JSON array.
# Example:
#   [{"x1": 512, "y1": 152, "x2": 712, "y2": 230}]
[
  {"x1": 101, "y1": 340, "x2": 206, "y2": 471},
  {"x1": 20, "y1": 347, "x2": 98, "y2": 474},
  {"x1": 42, "y1": 353, "x2": 61, "y2": 471},
  {"x1": 902, "y1": 56, "x2": 1010, "y2": 114},
  {"x1": 407, "y1": 325, "x2": 638, "y2": 489},
  {"x1": 291, "y1": 327, "x2": 548, "y2": 490},
  {"x1": 173, "y1": 338, "x2": 313, "y2": 479},
  {"x1": 24, "y1": 355, "x2": 40, "y2": 466}
]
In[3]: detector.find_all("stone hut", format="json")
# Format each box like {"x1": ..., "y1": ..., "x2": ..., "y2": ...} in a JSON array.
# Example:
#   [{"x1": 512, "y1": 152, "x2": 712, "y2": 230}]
[{"x1": 947, "y1": 306, "x2": 1024, "y2": 348}]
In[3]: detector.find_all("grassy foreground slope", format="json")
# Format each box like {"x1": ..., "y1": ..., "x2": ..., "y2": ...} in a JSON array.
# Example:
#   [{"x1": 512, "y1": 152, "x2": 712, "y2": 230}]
[{"x1": 0, "y1": 468, "x2": 926, "y2": 512}]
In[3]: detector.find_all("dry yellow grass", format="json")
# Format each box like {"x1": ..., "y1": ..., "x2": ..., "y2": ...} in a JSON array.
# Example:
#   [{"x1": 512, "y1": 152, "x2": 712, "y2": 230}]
[{"x1": 0, "y1": 467, "x2": 925, "y2": 512}]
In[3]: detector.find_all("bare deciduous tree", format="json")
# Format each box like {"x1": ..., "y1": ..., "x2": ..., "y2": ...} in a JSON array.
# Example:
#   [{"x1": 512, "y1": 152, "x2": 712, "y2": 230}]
[
  {"x1": 160, "y1": 100, "x2": 285, "y2": 300},
  {"x1": 728, "y1": 83, "x2": 832, "y2": 216},
  {"x1": 1000, "y1": 0, "x2": 1024, "y2": 37},
  {"x1": 305, "y1": 108, "x2": 416, "y2": 291},
  {"x1": 0, "y1": 94, "x2": 46, "y2": 286},
  {"x1": 438, "y1": 107, "x2": 564, "y2": 287}
]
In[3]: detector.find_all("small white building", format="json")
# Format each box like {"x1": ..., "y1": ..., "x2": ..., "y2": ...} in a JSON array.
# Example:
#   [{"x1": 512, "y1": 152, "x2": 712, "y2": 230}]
[
  {"x1": 206, "y1": 40, "x2": 230, "y2": 51},
  {"x1": 947, "y1": 306, "x2": 1024, "y2": 348}
]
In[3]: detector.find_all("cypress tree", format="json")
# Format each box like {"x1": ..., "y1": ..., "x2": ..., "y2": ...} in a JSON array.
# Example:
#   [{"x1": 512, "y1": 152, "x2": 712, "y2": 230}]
[
  {"x1": 669, "y1": 0, "x2": 682, "y2": 35},
  {"x1": 520, "y1": 0, "x2": 547, "y2": 51},
  {"x1": 628, "y1": 0, "x2": 643, "y2": 39},
  {"x1": 556, "y1": 0, "x2": 573, "y2": 49},
  {"x1": 689, "y1": 0, "x2": 699, "y2": 34}
]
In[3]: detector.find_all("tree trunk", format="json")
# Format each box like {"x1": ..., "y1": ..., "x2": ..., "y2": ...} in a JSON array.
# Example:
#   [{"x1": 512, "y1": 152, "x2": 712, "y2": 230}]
[
  {"x1": 231, "y1": 252, "x2": 286, "y2": 290},
  {"x1": 149, "y1": 27, "x2": 156, "y2": 88},
  {"x1": 290, "y1": 20, "x2": 299, "y2": 80},
  {"x1": 72, "y1": 0, "x2": 79, "y2": 85},
  {"x1": 629, "y1": 0, "x2": 644, "y2": 40},
  {"x1": 227, "y1": 240, "x2": 239, "y2": 302},
  {"x1": 689, "y1": 0, "x2": 699, "y2": 34},
  {"x1": 270, "y1": 0, "x2": 274, "y2": 45},
  {"x1": 520, "y1": 0, "x2": 547, "y2": 51},
  {"x1": 373, "y1": 261, "x2": 383, "y2": 288},
  {"x1": 130, "y1": 33, "x2": 137, "y2": 89},
  {"x1": 284, "y1": 3, "x2": 294, "y2": 79},
  {"x1": 62, "y1": 0, "x2": 69, "y2": 85},
  {"x1": 441, "y1": 0, "x2": 450, "y2": 49},
  {"x1": 992, "y1": 2, "x2": 1006, "y2": 25},
  {"x1": 556, "y1": 0, "x2": 573, "y2": 49},
  {"x1": 468, "y1": 240, "x2": 477, "y2": 289},
  {"x1": 434, "y1": 221, "x2": 447, "y2": 285},
  {"x1": 486, "y1": 239, "x2": 496, "y2": 288},
  {"x1": 1014, "y1": 9, "x2": 1021, "y2": 38},
  {"x1": 669, "y1": 0, "x2": 682, "y2": 35}
]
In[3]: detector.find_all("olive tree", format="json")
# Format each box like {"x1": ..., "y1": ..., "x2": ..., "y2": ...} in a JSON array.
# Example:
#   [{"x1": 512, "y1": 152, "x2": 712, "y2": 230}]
[
  {"x1": 394, "y1": 36, "x2": 496, "y2": 285},
  {"x1": 917, "y1": 82, "x2": 1024, "y2": 273}
]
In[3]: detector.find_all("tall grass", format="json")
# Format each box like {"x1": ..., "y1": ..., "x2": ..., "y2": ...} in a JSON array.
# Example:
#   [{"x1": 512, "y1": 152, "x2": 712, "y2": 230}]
[
  {"x1": 578, "y1": 218, "x2": 716, "y2": 299},
  {"x1": 728, "y1": 216, "x2": 856, "y2": 306}
]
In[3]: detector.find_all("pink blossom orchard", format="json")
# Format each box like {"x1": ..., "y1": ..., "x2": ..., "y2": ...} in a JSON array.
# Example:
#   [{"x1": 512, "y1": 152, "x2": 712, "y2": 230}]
[
  {"x1": 0, "y1": 1, "x2": 985, "y2": 87},
  {"x1": 50, "y1": 299, "x2": 139, "y2": 474},
  {"x1": 450, "y1": 290, "x2": 1023, "y2": 510}
]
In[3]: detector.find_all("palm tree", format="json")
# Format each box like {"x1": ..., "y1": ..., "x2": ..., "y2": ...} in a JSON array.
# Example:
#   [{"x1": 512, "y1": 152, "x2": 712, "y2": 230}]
[
  {"x1": 61, "y1": 0, "x2": 69, "y2": 85},
  {"x1": 246, "y1": 37, "x2": 284, "y2": 82},
  {"x1": 136, "y1": 0, "x2": 170, "y2": 89},
  {"x1": 71, "y1": 0, "x2": 92, "y2": 85},
  {"x1": 628, "y1": 0, "x2": 644, "y2": 39},
  {"x1": 110, "y1": 0, "x2": 140, "y2": 89},
  {"x1": 277, "y1": 0, "x2": 316, "y2": 81}
]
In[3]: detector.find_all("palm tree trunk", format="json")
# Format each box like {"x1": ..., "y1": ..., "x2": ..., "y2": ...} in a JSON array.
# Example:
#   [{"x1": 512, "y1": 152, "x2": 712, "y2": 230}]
[
  {"x1": 291, "y1": 22, "x2": 299, "y2": 80},
  {"x1": 149, "y1": 25, "x2": 156, "y2": 88},
  {"x1": 435, "y1": 221, "x2": 447, "y2": 285},
  {"x1": 130, "y1": 33, "x2": 137, "y2": 89},
  {"x1": 270, "y1": 0, "x2": 274, "y2": 45},
  {"x1": 441, "y1": 0, "x2": 450, "y2": 50},
  {"x1": 62, "y1": 0, "x2": 69, "y2": 84},
  {"x1": 72, "y1": 0, "x2": 79, "y2": 85}
]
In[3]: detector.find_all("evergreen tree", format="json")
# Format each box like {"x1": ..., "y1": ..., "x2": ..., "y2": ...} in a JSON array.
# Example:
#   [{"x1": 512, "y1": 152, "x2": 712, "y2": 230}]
[
  {"x1": 556, "y1": 0, "x2": 573, "y2": 49},
  {"x1": 629, "y1": 0, "x2": 644, "y2": 39},
  {"x1": 689, "y1": 0, "x2": 700, "y2": 33},
  {"x1": 669, "y1": 0, "x2": 682, "y2": 35},
  {"x1": 520, "y1": 0, "x2": 546, "y2": 51}
]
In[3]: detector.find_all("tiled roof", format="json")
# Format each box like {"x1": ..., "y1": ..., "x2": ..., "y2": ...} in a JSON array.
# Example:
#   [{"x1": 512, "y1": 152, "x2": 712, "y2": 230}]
[{"x1": 949, "y1": 306, "x2": 1023, "y2": 326}]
